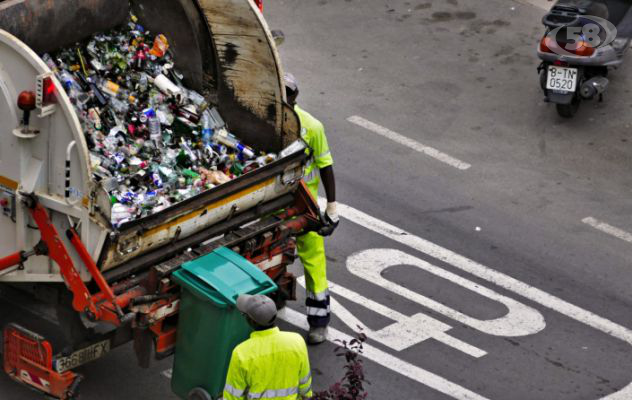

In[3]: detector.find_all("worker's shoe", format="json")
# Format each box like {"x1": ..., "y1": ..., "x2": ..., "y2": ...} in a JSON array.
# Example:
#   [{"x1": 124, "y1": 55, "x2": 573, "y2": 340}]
[{"x1": 307, "y1": 326, "x2": 328, "y2": 345}]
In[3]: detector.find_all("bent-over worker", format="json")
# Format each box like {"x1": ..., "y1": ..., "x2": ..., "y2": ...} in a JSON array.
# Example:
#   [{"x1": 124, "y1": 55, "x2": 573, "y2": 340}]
[{"x1": 223, "y1": 294, "x2": 313, "y2": 400}]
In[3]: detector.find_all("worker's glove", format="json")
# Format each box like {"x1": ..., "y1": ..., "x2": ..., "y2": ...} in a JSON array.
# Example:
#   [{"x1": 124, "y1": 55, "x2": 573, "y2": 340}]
[{"x1": 318, "y1": 202, "x2": 340, "y2": 237}]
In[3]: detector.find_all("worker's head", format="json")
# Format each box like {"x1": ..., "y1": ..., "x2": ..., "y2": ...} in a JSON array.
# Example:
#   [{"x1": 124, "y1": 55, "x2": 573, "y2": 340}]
[
  {"x1": 236, "y1": 294, "x2": 277, "y2": 330},
  {"x1": 284, "y1": 72, "x2": 299, "y2": 107}
]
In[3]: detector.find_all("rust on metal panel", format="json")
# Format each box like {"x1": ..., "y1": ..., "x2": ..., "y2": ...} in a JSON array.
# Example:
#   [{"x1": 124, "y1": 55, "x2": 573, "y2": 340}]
[
  {"x1": 198, "y1": 0, "x2": 300, "y2": 152},
  {"x1": 0, "y1": 0, "x2": 129, "y2": 54}
]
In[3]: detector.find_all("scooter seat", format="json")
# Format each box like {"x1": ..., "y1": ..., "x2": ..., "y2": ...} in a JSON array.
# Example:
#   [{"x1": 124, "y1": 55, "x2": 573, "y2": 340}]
[{"x1": 542, "y1": 3, "x2": 582, "y2": 28}]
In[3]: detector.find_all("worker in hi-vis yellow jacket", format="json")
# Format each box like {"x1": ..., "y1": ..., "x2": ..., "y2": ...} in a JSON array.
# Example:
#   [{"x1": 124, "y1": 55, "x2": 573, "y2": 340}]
[{"x1": 285, "y1": 72, "x2": 339, "y2": 345}]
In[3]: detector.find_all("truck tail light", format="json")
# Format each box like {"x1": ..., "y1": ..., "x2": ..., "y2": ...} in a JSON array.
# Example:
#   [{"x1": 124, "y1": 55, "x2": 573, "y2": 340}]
[
  {"x1": 36, "y1": 73, "x2": 57, "y2": 117},
  {"x1": 43, "y1": 77, "x2": 56, "y2": 104},
  {"x1": 254, "y1": 0, "x2": 263, "y2": 12}
]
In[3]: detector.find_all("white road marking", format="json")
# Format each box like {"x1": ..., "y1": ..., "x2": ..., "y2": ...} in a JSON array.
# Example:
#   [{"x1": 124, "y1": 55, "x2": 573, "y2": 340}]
[
  {"x1": 582, "y1": 217, "x2": 632, "y2": 244},
  {"x1": 329, "y1": 200, "x2": 632, "y2": 399},
  {"x1": 347, "y1": 248, "x2": 545, "y2": 337},
  {"x1": 278, "y1": 307, "x2": 489, "y2": 400},
  {"x1": 347, "y1": 115, "x2": 472, "y2": 170},
  {"x1": 297, "y1": 276, "x2": 487, "y2": 357},
  {"x1": 162, "y1": 369, "x2": 172, "y2": 379}
]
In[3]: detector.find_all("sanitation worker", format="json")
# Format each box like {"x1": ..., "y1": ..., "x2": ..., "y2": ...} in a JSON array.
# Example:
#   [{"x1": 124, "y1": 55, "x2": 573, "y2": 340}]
[
  {"x1": 223, "y1": 294, "x2": 313, "y2": 400},
  {"x1": 285, "y1": 73, "x2": 339, "y2": 345}
]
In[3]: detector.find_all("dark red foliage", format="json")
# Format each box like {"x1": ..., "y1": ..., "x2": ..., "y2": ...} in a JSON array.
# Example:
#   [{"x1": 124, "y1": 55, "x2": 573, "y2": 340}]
[{"x1": 310, "y1": 331, "x2": 369, "y2": 400}]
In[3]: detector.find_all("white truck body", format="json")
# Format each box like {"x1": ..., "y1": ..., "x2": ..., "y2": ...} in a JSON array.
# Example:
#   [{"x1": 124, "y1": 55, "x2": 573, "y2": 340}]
[{"x1": 0, "y1": 0, "x2": 304, "y2": 283}]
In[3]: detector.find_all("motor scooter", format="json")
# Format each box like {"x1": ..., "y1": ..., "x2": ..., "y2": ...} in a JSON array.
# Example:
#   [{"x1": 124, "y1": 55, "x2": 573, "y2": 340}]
[{"x1": 537, "y1": 0, "x2": 632, "y2": 118}]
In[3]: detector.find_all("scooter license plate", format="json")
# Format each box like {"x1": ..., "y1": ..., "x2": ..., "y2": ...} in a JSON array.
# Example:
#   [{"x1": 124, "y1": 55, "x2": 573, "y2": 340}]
[{"x1": 546, "y1": 66, "x2": 578, "y2": 93}]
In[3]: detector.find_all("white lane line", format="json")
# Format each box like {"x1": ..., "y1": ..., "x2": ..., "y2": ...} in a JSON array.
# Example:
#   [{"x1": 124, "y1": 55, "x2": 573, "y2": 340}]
[
  {"x1": 582, "y1": 217, "x2": 632, "y2": 244},
  {"x1": 278, "y1": 307, "x2": 489, "y2": 400},
  {"x1": 332, "y1": 201, "x2": 632, "y2": 400},
  {"x1": 162, "y1": 368, "x2": 172, "y2": 379},
  {"x1": 347, "y1": 115, "x2": 472, "y2": 171}
]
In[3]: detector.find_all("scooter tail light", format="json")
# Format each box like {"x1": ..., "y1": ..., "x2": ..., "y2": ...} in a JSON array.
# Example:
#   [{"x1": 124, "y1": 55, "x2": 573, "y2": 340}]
[
  {"x1": 539, "y1": 36, "x2": 554, "y2": 53},
  {"x1": 573, "y1": 41, "x2": 595, "y2": 57}
]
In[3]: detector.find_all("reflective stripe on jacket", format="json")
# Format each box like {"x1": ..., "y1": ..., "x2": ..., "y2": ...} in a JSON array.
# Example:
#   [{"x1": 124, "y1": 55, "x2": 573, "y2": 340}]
[
  {"x1": 295, "y1": 105, "x2": 333, "y2": 199},
  {"x1": 223, "y1": 327, "x2": 313, "y2": 400}
]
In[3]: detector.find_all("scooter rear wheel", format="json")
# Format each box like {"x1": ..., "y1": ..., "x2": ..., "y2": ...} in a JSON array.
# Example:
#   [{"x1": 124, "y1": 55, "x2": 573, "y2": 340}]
[{"x1": 556, "y1": 98, "x2": 580, "y2": 118}]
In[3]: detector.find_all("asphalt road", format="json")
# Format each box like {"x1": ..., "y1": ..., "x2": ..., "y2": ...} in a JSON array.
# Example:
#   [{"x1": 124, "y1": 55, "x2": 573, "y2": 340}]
[{"x1": 3, "y1": 0, "x2": 632, "y2": 399}]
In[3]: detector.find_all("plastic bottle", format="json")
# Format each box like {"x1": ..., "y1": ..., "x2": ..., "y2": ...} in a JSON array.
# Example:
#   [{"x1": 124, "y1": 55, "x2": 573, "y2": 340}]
[
  {"x1": 139, "y1": 73, "x2": 149, "y2": 93},
  {"x1": 187, "y1": 90, "x2": 209, "y2": 112},
  {"x1": 149, "y1": 115, "x2": 162, "y2": 148},
  {"x1": 215, "y1": 128, "x2": 255, "y2": 159},
  {"x1": 201, "y1": 110, "x2": 214, "y2": 146},
  {"x1": 59, "y1": 70, "x2": 84, "y2": 99},
  {"x1": 180, "y1": 138, "x2": 198, "y2": 163},
  {"x1": 100, "y1": 80, "x2": 135, "y2": 103}
]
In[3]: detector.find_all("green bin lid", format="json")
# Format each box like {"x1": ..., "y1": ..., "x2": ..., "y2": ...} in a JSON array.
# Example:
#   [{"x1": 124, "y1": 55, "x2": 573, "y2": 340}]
[{"x1": 172, "y1": 247, "x2": 277, "y2": 307}]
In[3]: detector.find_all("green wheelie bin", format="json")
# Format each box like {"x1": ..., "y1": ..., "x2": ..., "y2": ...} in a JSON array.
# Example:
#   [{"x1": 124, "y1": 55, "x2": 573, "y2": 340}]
[{"x1": 171, "y1": 247, "x2": 278, "y2": 400}]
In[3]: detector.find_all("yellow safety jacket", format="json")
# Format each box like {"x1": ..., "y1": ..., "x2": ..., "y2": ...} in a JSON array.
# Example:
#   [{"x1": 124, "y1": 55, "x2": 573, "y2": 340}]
[
  {"x1": 223, "y1": 327, "x2": 313, "y2": 400},
  {"x1": 295, "y1": 105, "x2": 333, "y2": 199}
]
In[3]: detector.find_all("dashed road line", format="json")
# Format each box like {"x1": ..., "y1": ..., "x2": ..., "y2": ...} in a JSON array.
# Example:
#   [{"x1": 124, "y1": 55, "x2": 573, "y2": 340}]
[
  {"x1": 347, "y1": 115, "x2": 472, "y2": 171},
  {"x1": 582, "y1": 217, "x2": 632, "y2": 244}
]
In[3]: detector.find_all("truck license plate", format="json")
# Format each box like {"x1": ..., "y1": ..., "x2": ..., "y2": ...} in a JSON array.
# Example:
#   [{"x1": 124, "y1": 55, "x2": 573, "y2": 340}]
[
  {"x1": 54, "y1": 340, "x2": 110, "y2": 373},
  {"x1": 546, "y1": 65, "x2": 578, "y2": 93}
]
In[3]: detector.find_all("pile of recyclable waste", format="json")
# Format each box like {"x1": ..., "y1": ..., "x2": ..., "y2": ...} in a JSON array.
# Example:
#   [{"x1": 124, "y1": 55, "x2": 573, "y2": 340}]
[{"x1": 44, "y1": 14, "x2": 276, "y2": 227}]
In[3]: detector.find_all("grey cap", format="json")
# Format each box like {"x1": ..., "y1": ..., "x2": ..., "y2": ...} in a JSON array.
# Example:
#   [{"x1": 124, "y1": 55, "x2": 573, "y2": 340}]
[
  {"x1": 284, "y1": 72, "x2": 298, "y2": 93},
  {"x1": 236, "y1": 294, "x2": 277, "y2": 326}
]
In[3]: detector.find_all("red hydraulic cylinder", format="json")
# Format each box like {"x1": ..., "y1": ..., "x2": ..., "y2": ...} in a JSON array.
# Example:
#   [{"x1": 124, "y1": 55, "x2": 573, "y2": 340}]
[
  {"x1": 0, "y1": 252, "x2": 23, "y2": 272},
  {"x1": 66, "y1": 228, "x2": 116, "y2": 302}
]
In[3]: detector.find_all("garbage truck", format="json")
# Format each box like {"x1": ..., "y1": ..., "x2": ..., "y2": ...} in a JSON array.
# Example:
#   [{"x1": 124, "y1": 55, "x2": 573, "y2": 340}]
[{"x1": 0, "y1": 0, "x2": 321, "y2": 398}]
